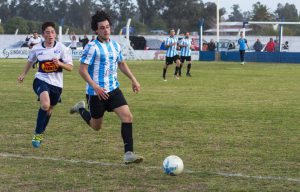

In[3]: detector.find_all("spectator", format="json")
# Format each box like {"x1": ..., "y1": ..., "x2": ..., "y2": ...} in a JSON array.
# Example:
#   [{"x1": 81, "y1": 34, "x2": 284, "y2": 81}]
[
  {"x1": 69, "y1": 32, "x2": 77, "y2": 50},
  {"x1": 202, "y1": 43, "x2": 208, "y2": 51},
  {"x1": 90, "y1": 35, "x2": 96, "y2": 42},
  {"x1": 79, "y1": 34, "x2": 89, "y2": 49},
  {"x1": 264, "y1": 38, "x2": 275, "y2": 52},
  {"x1": 283, "y1": 41, "x2": 289, "y2": 51},
  {"x1": 253, "y1": 39, "x2": 263, "y2": 52},
  {"x1": 207, "y1": 39, "x2": 216, "y2": 51}
]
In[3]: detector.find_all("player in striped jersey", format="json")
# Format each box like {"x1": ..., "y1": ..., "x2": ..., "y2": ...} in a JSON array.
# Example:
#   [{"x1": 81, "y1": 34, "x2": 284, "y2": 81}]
[
  {"x1": 178, "y1": 32, "x2": 193, "y2": 77},
  {"x1": 162, "y1": 28, "x2": 181, "y2": 81},
  {"x1": 70, "y1": 11, "x2": 143, "y2": 164},
  {"x1": 17, "y1": 22, "x2": 73, "y2": 148}
]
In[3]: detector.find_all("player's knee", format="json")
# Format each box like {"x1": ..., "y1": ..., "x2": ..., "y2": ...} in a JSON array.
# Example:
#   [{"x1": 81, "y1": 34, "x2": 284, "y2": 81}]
[
  {"x1": 122, "y1": 112, "x2": 133, "y2": 122},
  {"x1": 90, "y1": 121, "x2": 102, "y2": 131},
  {"x1": 41, "y1": 103, "x2": 50, "y2": 111}
]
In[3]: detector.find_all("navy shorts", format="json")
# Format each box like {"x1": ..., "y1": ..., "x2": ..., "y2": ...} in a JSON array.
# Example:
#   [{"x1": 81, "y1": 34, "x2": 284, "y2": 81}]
[
  {"x1": 166, "y1": 55, "x2": 180, "y2": 65},
  {"x1": 86, "y1": 88, "x2": 128, "y2": 119},
  {"x1": 33, "y1": 78, "x2": 62, "y2": 106}
]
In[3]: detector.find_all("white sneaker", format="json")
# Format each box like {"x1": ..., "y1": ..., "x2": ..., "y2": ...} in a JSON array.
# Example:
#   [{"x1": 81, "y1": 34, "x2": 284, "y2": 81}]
[
  {"x1": 124, "y1": 151, "x2": 144, "y2": 164},
  {"x1": 241, "y1": 62, "x2": 245, "y2": 65},
  {"x1": 70, "y1": 101, "x2": 85, "y2": 114}
]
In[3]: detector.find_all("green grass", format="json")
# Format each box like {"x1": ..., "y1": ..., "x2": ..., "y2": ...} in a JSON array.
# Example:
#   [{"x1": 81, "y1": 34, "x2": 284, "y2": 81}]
[{"x1": 0, "y1": 59, "x2": 299, "y2": 191}]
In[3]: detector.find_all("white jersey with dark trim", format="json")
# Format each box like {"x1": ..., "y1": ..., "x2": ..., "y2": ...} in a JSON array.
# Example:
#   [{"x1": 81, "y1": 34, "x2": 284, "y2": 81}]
[
  {"x1": 165, "y1": 36, "x2": 178, "y2": 57},
  {"x1": 179, "y1": 37, "x2": 192, "y2": 57},
  {"x1": 80, "y1": 38, "x2": 123, "y2": 95},
  {"x1": 27, "y1": 37, "x2": 42, "y2": 47},
  {"x1": 28, "y1": 41, "x2": 73, "y2": 88}
]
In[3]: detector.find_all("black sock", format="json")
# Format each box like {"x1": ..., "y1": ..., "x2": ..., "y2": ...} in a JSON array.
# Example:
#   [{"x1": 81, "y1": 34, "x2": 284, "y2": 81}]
[
  {"x1": 187, "y1": 63, "x2": 192, "y2": 74},
  {"x1": 163, "y1": 68, "x2": 167, "y2": 79},
  {"x1": 35, "y1": 108, "x2": 47, "y2": 134},
  {"x1": 174, "y1": 67, "x2": 179, "y2": 75},
  {"x1": 42, "y1": 114, "x2": 51, "y2": 133},
  {"x1": 79, "y1": 108, "x2": 91, "y2": 125},
  {"x1": 179, "y1": 64, "x2": 182, "y2": 76},
  {"x1": 121, "y1": 123, "x2": 133, "y2": 153}
]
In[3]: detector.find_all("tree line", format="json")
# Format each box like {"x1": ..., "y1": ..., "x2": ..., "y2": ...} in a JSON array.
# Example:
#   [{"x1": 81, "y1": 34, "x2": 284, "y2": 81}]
[{"x1": 0, "y1": 0, "x2": 299, "y2": 35}]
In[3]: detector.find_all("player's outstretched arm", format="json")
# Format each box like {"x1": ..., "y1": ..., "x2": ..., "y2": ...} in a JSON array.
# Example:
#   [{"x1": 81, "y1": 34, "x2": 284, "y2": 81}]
[
  {"x1": 118, "y1": 61, "x2": 140, "y2": 93},
  {"x1": 17, "y1": 61, "x2": 34, "y2": 83}
]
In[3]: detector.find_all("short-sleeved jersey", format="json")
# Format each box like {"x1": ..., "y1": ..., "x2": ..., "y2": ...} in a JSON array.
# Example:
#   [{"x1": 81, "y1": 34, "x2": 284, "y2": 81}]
[
  {"x1": 80, "y1": 38, "x2": 124, "y2": 95},
  {"x1": 238, "y1": 38, "x2": 248, "y2": 51},
  {"x1": 27, "y1": 37, "x2": 42, "y2": 47},
  {"x1": 179, "y1": 38, "x2": 192, "y2": 56},
  {"x1": 165, "y1": 36, "x2": 178, "y2": 57},
  {"x1": 28, "y1": 41, "x2": 73, "y2": 88}
]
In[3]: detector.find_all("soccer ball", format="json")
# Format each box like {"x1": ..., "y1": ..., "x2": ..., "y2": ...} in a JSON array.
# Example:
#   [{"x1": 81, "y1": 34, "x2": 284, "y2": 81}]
[{"x1": 163, "y1": 155, "x2": 184, "y2": 176}]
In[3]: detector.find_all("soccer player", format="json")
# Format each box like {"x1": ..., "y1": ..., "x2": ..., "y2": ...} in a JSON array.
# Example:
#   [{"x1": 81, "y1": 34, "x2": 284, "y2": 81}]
[
  {"x1": 69, "y1": 11, "x2": 143, "y2": 164},
  {"x1": 27, "y1": 32, "x2": 42, "y2": 49},
  {"x1": 178, "y1": 32, "x2": 193, "y2": 77},
  {"x1": 238, "y1": 32, "x2": 249, "y2": 65},
  {"x1": 163, "y1": 28, "x2": 180, "y2": 81},
  {"x1": 17, "y1": 22, "x2": 73, "y2": 148},
  {"x1": 28, "y1": 32, "x2": 42, "y2": 68}
]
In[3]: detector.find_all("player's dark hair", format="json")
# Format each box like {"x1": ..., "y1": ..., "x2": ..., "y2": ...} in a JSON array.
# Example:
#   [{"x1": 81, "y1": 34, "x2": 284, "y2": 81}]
[
  {"x1": 169, "y1": 28, "x2": 175, "y2": 33},
  {"x1": 91, "y1": 11, "x2": 112, "y2": 31},
  {"x1": 42, "y1": 22, "x2": 55, "y2": 33}
]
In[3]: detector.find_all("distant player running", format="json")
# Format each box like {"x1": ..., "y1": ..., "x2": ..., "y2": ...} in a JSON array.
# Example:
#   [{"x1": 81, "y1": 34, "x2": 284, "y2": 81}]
[
  {"x1": 28, "y1": 32, "x2": 42, "y2": 68},
  {"x1": 69, "y1": 11, "x2": 143, "y2": 164},
  {"x1": 163, "y1": 28, "x2": 181, "y2": 81},
  {"x1": 17, "y1": 22, "x2": 73, "y2": 148},
  {"x1": 178, "y1": 32, "x2": 193, "y2": 77}
]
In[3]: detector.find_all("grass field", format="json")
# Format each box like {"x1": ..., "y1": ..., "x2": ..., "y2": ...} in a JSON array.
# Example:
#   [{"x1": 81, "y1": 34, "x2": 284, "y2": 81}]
[{"x1": 0, "y1": 59, "x2": 299, "y2": 191}]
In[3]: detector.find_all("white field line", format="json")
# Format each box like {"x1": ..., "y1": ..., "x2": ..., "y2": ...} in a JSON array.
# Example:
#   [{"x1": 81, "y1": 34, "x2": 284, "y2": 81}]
[{"x1": 0, "y1": 152, "x2": 299, "y2": 183}]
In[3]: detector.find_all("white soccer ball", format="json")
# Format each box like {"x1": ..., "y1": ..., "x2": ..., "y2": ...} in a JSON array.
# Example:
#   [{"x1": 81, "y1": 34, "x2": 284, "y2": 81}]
[{"x1": 163, "y1": 155, "x2": 184, "y2": 176}]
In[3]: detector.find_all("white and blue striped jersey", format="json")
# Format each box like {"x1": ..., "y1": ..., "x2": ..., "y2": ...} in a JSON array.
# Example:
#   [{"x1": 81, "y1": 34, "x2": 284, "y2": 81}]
[
  {"x1": 80, "y1": 39, "x2": 124, "y2": 95},
  {"x1": 165, "y1": 36, "x2": 178, "y2": 57},
  {"x1": 179, "y1": 38, "x2": 192, "y2": 57}
]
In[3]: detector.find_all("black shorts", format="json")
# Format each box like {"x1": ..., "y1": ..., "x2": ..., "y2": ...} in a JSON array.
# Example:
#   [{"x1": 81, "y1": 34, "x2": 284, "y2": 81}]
[
  {"x1": 33, "y1": 78, "x2": 62, "y2": 106},
  {"x1": 86, "y1": 88, "x2": 128, "y2": 119},
  {"x1": 166, "y1": 55, "x2": 180, "y2": 65},
  {"x1": 180, "y1": 56, "x2": 191, "y2": 63}
]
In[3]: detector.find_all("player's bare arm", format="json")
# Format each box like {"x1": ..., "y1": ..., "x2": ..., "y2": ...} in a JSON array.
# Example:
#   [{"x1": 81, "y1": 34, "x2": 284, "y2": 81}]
[
  {"x1": 52, "y1": 58, "x2": 73, "y2": 71},
  {"x1": 17, "y1": 60, "x2": 34, "y2": 83},
  {"x1": 118, "y1": 61, "x2": 140, "y2": 93}
]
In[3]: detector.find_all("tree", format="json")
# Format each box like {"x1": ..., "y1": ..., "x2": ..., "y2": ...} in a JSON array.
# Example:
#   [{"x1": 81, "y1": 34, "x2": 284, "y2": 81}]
[
  {"x1": 202, "y1": 2, "x2": 226, "y2": 30},
  {"x1": 250, "y1": 2, "x2": 275, "y2": 35},
  {"x1": 275, "y1": 3, "x2": 300, "y2": 35},
  {"x1": 228, "y1": 4, "x2": 243, "y2": 21},
  {"x1": 162, "y1": 0, "x2": 208, "y2": 32},
  {"x1": 137, "y1": 0, "x2": 166, "y2": 28},
  {"x1": 251, "y1": 2, "x2": 274, "y2": 21},
  {"x1": 275, "y1": 3, "x2": 299, "y2": 21},
  {"x1": 4, "y1": 17, "x2": 29, "y2": 34},
  {"x1": 0, "y1": 0, "x2": 11, "y2": 23}
]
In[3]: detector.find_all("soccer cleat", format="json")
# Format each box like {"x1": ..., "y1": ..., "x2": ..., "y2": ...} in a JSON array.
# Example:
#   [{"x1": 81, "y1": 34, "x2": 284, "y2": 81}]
[
  {"x1": 241, "y1": 62, "x2": 245, "y2": 65},
  {"x1": 186, "y1": 73, "x2": 192, "y2": 77},
  {"x1": 174, "y1": 75, "x2": 180, "y2": 80},
  {"x1": 124, "y1": 151, "x2": 144, "y2": 164},
  {"x1": 70, "y1": 101, "x2": 85, "y2": 114},
  {"x1": 163, "y1": 79, "x2": 167, "y2": 82},
  {"x1": 32, "y1": 134, "x2": 43, "y2": 148}
]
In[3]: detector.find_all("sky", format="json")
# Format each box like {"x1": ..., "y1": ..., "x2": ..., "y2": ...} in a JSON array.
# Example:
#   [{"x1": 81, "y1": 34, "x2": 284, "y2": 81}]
[{"x1": 203, "y1": 0, "x2": 300, "y2": 17}]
